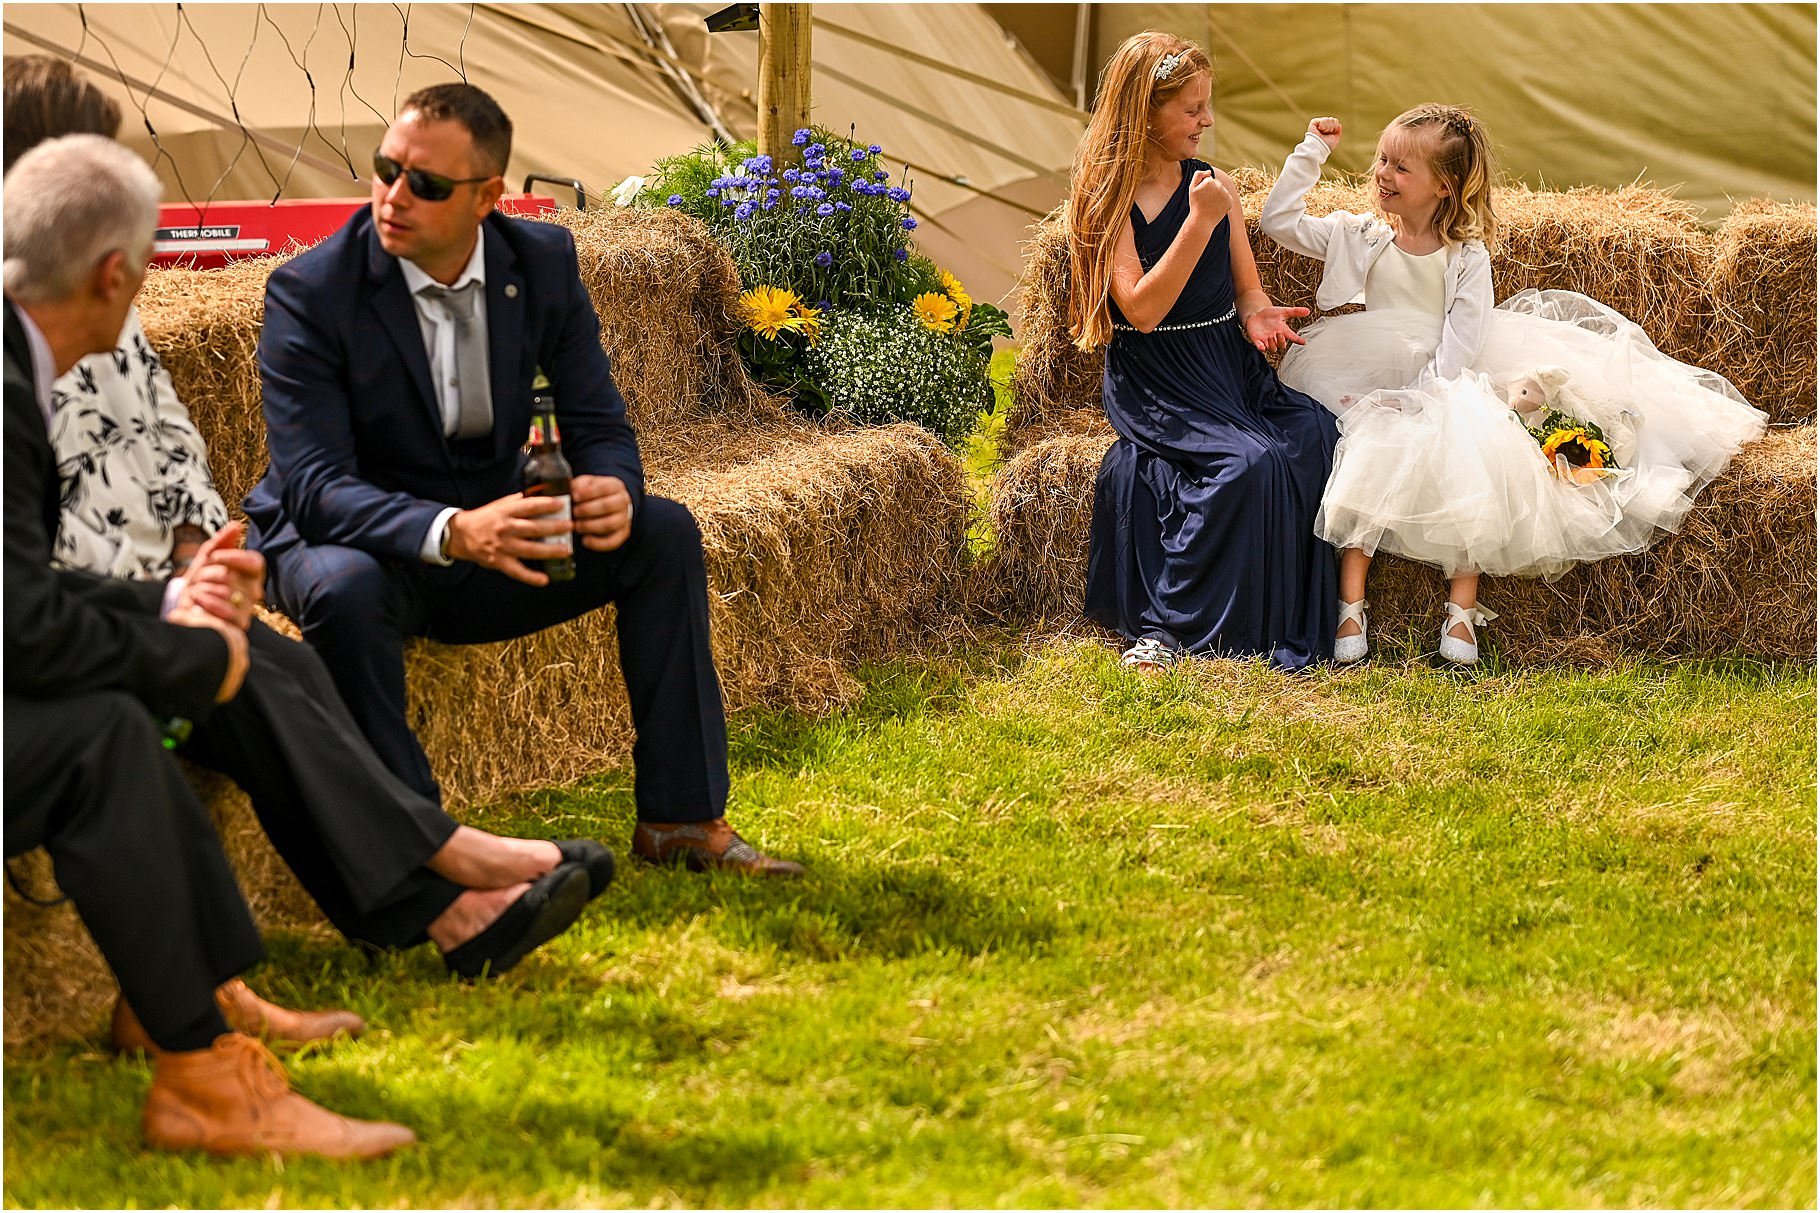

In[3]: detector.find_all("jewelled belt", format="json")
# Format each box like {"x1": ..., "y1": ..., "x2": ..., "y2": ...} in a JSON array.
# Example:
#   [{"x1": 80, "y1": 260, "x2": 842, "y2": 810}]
[{"x1": 1112, "y1": 305, "x2": 1238, "y2": 333}]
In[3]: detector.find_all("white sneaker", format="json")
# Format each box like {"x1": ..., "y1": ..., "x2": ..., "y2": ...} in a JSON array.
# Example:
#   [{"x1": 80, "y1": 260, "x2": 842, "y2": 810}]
[
  {"x1": 1334, "y1": 599, "x2": 1369, "y2": 664},
  {"x1": 1438, "y1": 601, "x2": 1498, "y2": 665}
]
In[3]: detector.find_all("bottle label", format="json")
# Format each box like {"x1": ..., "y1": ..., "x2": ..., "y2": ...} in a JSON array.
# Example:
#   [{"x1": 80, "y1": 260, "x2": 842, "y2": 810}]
[{"x1": 529, "y1": 491, "x2": 573, "y2": 556}]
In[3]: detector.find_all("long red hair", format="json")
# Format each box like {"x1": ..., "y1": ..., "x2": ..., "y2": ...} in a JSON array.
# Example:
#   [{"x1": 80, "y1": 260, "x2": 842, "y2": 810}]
[{"x1": 1066, "y1": 32, "x2": 1213, "y2": 351}]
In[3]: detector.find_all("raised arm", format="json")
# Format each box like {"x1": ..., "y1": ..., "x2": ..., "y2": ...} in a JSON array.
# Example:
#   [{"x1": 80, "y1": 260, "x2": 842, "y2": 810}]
[
  {"x1": 1259, "y1": 121, "x2": 1350, "y2": 261},
  {"x1": 1108, "y1": 168, "x2": 1229, "y2": 333}
]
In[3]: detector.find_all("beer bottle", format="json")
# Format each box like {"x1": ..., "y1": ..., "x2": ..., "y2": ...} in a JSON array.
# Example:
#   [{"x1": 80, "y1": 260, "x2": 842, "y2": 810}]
[{"x1": 522, "y1": 371, "x2": 576, "y2": 582}]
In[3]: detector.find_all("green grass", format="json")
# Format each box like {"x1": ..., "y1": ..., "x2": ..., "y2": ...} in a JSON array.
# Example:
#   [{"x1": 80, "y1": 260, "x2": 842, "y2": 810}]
[{"x1": 5, "y1": 641, "x2": 1814, "y2": 1208}]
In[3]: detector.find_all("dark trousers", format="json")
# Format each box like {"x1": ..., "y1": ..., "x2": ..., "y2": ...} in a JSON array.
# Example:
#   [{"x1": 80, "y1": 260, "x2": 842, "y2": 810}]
[
  {"x1": 7, "y1": 624, "x2": 470, "y2": 1049},
  {"x1": 265, "y1": 496, "x2": 729, "y2": 821},
  {"x1": 5, "y1": 689, "x2": 256, "y2": 1052},
  {"x1": 186, "y1": 621, "x2": 466, "y2": 949}
]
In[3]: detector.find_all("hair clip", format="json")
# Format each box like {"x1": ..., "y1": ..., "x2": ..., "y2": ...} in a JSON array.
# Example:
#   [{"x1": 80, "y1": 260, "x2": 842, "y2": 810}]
[{"x1": 1154, "y1": 51, "x2": 1184, "y2": 82}]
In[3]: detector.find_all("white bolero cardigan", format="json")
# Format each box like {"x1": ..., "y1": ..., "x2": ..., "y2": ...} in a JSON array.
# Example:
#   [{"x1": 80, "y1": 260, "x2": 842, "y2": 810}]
[{"x1": 1259, "y1": 132, "x2": 1494, "y2": 382}]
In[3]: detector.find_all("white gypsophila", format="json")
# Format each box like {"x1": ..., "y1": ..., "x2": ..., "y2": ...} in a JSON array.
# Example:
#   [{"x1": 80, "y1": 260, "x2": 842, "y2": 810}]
[
  {"x1": 805, "y1": 307, "x2": 990, "y2": 443},
  {"x1": 611, "y1": 175, "x2": 648, "y2": 206}
]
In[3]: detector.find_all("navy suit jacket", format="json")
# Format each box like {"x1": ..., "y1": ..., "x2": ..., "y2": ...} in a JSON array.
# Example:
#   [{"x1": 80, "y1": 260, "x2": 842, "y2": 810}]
[{"x1": 245, "y1": 207, "x2": 645, "y2": 564}]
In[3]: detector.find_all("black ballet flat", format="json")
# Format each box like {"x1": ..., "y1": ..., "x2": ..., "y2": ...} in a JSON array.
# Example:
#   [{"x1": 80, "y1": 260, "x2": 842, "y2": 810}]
[{"x1": 442, "y1": 862, "x2": 589, "y2": 980}]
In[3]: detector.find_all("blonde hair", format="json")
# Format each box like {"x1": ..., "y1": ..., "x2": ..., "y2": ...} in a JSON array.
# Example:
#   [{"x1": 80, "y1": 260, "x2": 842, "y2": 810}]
[
  {"x1": 1381, "y1": 103, "x2": 1499, "y2": 250},
  {"x1": 1066, "y1": 32, "x2": 1213, "y2": 351}
]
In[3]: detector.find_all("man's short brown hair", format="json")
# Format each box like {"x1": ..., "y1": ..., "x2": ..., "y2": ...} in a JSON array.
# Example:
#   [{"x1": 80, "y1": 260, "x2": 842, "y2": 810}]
[
  {"x1": 398, "y1": 82, "x2": 512, "y2": 178},
  {"x1": 4, "y1": 54, "x2": 123, "y2": 172}
]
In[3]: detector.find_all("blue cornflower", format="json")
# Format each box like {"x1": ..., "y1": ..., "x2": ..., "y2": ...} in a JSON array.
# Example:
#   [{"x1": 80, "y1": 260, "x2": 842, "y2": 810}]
[
  {"x1": 868, "y1": 143, "x2": 882, "y2": 154},
  {"x1": 705, "y1": 187, "x2": 719, "y2": 198},
  {"x1": 825, "y1": 168, "x2": 845, "y2": 186},
  {"x1": 721, "y1": 197, "x2": 736, "y2": 207},
  {"x1": 744, "y1": 154, "x2": 774, "y2": 174},
  {"x1": 805, "y1": 143, "x2": 826, "y2": 160},
  {"x1": 791, "y1": 185, "x2": 810, "y2": 198},
  {"x1": 834, "y1": 201, "x2": 852, "y2": 212},
  {"x1": 767, "y1": 188, "x2": 782, "y2": 200},
  {"x1": 806, "y1": 186, "x2": 826, "y2": 201},
  {"x1": 901, "y1": 216, "x2": 918, "y2": 230},
  {"x1": 887, "y1": 186, "x2": 911, "y2": 203},
  {"x1": 792, "y1": 128, "x2": 811, "y2": 146},
  {"x1": 666, "y1": 194, "x2": 683, "y2": 206},
  {"x1": 814, "y1": 250, "x2": 834, "y2": 267},
  {"x1": 735, "y1": 202, "x2": 756, "y2": 220},
  {"x1": 783, "y1": 167, "x2": 801, "y2": 182},
  {"x1": 850, "y1": 148, "x2": 867, "y2": 163},
  {"x1": 874, "y1": 170, "x2": 890, "y2": 182},
  {"x1": 892, "y1": 247, "x2": 909, "y2": 261},
  {"x1": 816, "y1": 204, "x2": 834, "y2": 216}
]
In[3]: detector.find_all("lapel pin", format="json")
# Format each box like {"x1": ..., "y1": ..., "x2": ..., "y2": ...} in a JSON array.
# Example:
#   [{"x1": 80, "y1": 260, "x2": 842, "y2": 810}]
[{"x1": 504, "y1": 284, "x2": 519, "y2": 299}]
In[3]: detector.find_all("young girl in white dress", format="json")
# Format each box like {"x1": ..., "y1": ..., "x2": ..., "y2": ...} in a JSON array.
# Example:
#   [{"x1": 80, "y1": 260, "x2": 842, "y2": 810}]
[{"x1": 1261, "y1": 104, "x2": 1767, "y2": 665}]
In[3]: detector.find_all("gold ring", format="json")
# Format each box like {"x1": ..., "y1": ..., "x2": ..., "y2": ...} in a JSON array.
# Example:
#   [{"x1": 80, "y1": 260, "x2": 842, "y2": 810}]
[{"x1": 230, "y1": 590, "x2": 245, "y2": 608}]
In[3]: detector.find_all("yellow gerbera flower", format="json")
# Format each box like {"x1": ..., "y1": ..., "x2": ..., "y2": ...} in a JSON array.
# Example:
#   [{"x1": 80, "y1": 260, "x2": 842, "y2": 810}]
[
  {"x1": 792, "y1": 302, "x2": 823, "y2": 345},
  {"x1": 938, "y1": 269, "x2": 974, "y2": 328},
  {"x1": 739, "y1": 285, "x2": 805, "y2": 340},
  {"x1": 911, "y1": 291, "x2": 960, "y2": 333}
]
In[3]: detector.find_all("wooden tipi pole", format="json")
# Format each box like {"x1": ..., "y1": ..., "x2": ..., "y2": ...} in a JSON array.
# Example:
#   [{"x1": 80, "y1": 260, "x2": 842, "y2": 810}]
[{"x1": 757, "y1": 4, "x2": 812, "y2": 162}]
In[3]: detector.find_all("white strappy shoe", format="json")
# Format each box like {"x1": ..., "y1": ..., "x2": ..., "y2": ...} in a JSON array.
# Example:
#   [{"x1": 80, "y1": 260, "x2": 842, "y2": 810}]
[
  {"x1": 1334, "y1": 599, "x2": 1369, "y2": 664},
  {"x1": 1438, "y1": 601, "x2": 1498, "y2": 666},
  {"x1": 1120, "y1": 636, "x2": 1180, "y2": 673}
]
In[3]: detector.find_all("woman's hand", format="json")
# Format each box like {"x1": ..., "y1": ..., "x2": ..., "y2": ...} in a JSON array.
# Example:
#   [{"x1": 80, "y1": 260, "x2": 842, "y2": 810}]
[
  {"x1": 1308, "y1": 116, "x2": 1342, "y2": 150},
  {"x1": 1187, "y1": 168, "x2": 1234, "y2": 229},
  {"x1": 1244, "y1": 305, "x2": 1311, "y2": 353}
]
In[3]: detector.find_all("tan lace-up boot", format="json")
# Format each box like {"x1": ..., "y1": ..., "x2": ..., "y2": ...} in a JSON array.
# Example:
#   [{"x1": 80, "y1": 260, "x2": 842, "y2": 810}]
[
  {"x1": 142, "y1": 1033, "x2": 415, "y2": 1160},
  {"x1": 113, "y1": 979, "x2": 364, "y2": 1055}
]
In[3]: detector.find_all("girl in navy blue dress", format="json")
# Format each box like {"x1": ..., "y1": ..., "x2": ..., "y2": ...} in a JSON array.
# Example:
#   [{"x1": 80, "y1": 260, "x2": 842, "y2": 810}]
[{"x1": 1068, "y1": 32, "x2": 1339, "y2": 672}]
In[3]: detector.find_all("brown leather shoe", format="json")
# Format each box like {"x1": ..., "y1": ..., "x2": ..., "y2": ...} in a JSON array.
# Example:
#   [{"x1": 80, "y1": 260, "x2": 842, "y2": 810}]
[
  {"x1": 114, "y1": 979, "x2": 364, "y2": 1056},
  {"x1": 143, "y1": 1033, "x2": 415, "y2": 1160},
  {"x1": 632, "y1": 818, "x2": 804, "y2": 877}
]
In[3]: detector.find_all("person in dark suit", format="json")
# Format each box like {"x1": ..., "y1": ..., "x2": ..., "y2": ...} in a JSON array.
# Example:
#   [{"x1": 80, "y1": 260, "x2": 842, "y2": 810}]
[
  {"x1": 5, "y1": 135, "x2": 605, "y2": 1158},
  {"x1": 247, "y1": 82, "x2": 801, "y2": 876}
]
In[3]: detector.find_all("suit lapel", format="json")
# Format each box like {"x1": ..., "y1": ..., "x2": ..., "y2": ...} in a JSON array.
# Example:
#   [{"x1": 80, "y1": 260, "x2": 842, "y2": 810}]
[
  {"x1": 364, "y1": 229, "x2": 443, "y2": 436},
  {"x1": 484, "y1": 219, "x2": 526, "y2": 460},
  {"x1": 6, "y1": 300, "x2": 62, "y2": 545}
]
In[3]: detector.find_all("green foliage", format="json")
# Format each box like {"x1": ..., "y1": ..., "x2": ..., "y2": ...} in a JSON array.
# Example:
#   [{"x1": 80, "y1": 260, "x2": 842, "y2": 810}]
[
  {"x1": 637, "y1": 126, "x2": 1008, "y2": 440},
  {"x1": 802, "y1": 306, "x2": 992, "y2": 444},
  {"x1": 9, "y1": 644, "x2": 1809, "y2": 1208}
]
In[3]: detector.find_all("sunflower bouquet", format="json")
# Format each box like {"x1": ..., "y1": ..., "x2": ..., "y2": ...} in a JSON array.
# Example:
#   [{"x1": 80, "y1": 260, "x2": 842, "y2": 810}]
[{"x1": 1526, "y1": 407, "x2": 1621, "y2": 485}]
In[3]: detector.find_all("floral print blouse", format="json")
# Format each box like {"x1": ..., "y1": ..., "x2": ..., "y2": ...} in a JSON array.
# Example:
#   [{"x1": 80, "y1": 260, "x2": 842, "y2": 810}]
[{"x1": 49, "y1": 306, "x2": 229, "y2": 580}]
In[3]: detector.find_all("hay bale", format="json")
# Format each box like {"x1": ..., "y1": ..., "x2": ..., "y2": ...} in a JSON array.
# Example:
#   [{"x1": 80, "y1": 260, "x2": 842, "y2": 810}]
[
  {"x1": 973, "y1": 429, "x2": 1112, "y2": 620},
  {"x1": 1005, "y1": 212, "x2": 1104, "y2": 448},
  {"x1": 1491, "y1": 185, "x2": 1713, "y2": 363},
  {"x1": 409, "y1": 420, "x2": 969, "y2": 808},
  {"x1": 1702, "y1": 200, "x2": 1817, "y2": 425},
  {"x1": 1007, "y1": 176, "x2": 1725, "y2": 452},
  {"x1": 981, "y1": 426, "x2": 1815, "y2": 663},
  {"x1": 136, "y1": 257, "x2": 277, "y2": 512},
  {"x1": 552, "y1": 207, "x2": 787, "y2": 431}
]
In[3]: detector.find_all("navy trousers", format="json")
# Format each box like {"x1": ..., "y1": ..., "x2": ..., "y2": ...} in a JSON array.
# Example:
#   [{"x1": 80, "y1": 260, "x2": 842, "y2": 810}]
[{"x1": 263, "y1": 496, "x2": 729, "y2": 822}]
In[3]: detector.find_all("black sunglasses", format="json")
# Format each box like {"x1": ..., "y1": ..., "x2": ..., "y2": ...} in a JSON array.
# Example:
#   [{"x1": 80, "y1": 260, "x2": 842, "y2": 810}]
[{"x1": 372, "y1": 152, "x2": 494, "y2": 202}]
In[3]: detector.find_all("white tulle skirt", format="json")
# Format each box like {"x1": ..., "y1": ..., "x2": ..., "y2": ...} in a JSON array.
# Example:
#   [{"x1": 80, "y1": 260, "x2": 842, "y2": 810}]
[{"x1": 1277, "y1": 289, "x2": 1769, "y2": 579}]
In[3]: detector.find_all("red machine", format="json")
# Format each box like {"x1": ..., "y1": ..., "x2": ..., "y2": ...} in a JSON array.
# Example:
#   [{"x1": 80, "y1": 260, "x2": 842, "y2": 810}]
[{"x1": 152, "y1": 178, "x2": 583, "y2": 270}]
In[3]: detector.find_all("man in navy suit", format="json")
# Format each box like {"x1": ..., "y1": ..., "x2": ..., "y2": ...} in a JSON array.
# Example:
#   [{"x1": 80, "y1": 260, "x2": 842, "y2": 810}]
[{"x1": 248, "y1": 83, "x2": 800, "y2": 876}]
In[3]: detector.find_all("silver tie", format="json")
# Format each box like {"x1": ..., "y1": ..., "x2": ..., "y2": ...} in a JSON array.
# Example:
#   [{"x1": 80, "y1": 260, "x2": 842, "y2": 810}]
[{"x1": 417, "y1": 280, "x2": 493, "y2": 439}]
